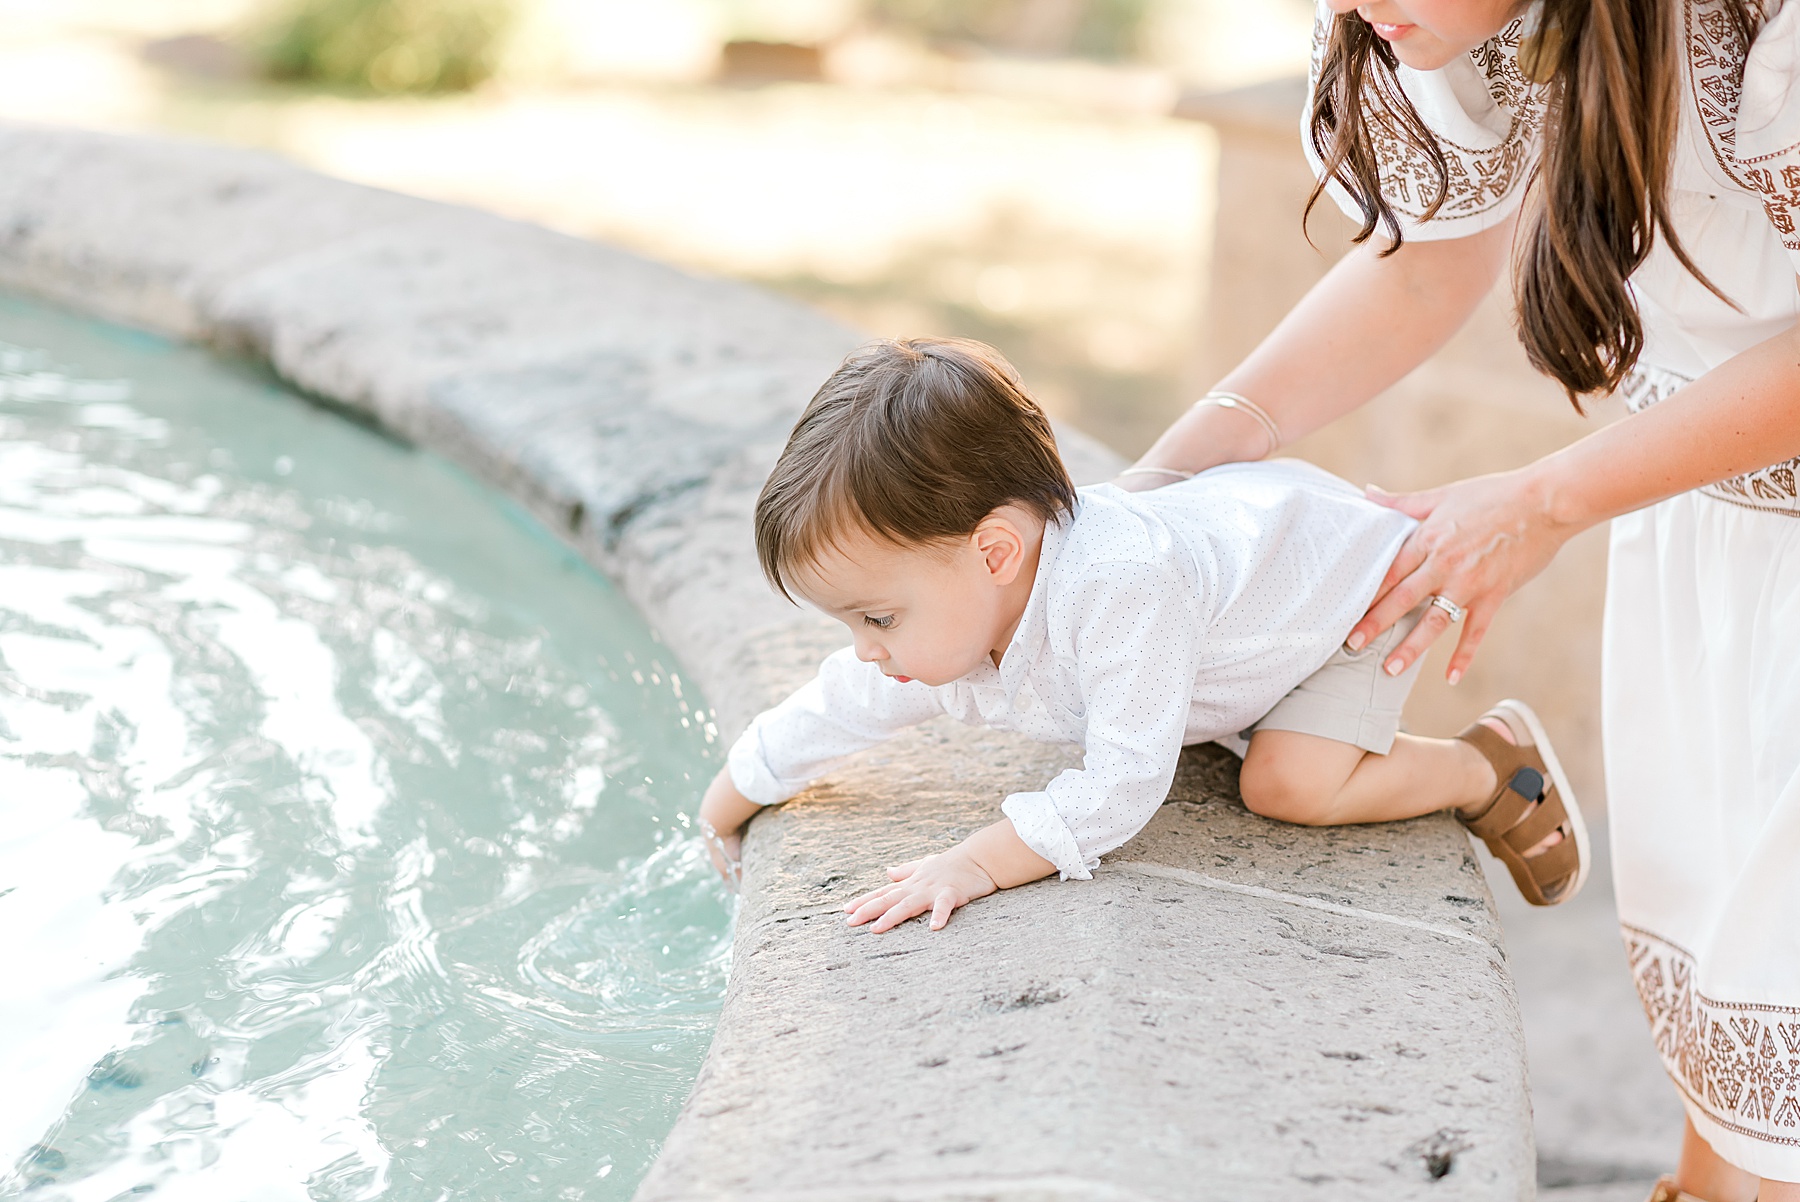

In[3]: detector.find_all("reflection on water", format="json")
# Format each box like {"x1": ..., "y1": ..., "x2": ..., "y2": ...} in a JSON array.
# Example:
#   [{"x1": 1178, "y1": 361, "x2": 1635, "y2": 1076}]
[{"x1": 0, "y1": 298, "x2": 729, "y2": 1200}]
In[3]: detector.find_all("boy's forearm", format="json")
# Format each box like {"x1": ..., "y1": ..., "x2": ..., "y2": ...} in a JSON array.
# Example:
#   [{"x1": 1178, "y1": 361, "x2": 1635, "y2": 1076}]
[
  {"x1": 961, "y1": 818, "x2": 1057, "y2": 890},
  {"x1": 697, "y1": 767, "x2": 762, "y2": 835}
]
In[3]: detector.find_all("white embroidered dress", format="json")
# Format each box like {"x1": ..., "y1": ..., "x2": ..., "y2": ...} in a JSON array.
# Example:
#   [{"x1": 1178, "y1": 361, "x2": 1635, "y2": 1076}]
[{"x1": 1307, "y1": 0, "x2": 1800, "y2": 1173}]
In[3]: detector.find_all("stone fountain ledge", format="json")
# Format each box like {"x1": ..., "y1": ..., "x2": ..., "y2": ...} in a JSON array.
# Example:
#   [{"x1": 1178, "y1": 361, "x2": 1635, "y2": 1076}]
[{"x1": 0, "y1": 123, "x2": 1531, "y2": 1201}]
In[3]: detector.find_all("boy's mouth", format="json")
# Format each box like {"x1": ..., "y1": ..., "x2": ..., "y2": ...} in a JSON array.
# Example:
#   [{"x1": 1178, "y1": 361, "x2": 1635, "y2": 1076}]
[{"x1": 891, "y1": 674, "x2": 912, "y2": 683}]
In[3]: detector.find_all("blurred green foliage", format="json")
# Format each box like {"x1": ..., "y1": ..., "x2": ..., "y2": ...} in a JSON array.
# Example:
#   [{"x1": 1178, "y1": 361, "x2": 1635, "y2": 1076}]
[
  {"x1": 867, "y1": 0, "x2": 1156, "y2": 59},
  {"x1": 256, "y1": 0, "x2": 514, "y2": 93}
]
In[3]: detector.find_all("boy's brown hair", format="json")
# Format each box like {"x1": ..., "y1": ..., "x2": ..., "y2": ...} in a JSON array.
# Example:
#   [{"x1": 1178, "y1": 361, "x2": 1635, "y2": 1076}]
[{"x1": 755, "y1": 337, "x2": 1076, "y2": 601}]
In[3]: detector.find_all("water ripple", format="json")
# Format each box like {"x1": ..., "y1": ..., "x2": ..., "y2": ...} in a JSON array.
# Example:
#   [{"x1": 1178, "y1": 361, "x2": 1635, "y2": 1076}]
[{"x1": 0, "y1": 305, "x2": 728, "y2": 1200}]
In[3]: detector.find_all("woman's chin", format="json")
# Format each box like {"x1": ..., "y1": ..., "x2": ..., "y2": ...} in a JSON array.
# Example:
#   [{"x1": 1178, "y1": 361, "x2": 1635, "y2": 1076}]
[{"x1": 1390, "y1": 39, "x2": 1468, "y2": 71}]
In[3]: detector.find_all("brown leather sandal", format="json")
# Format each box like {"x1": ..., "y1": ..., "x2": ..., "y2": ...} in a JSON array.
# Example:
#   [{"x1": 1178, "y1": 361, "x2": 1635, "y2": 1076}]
[
  {"x1": 1647, "y1": 1176, "x2": 1718, "y2": 1202},
  {"x1": 1454, "y1": 699, "x2": 1590, "y2": 907}
]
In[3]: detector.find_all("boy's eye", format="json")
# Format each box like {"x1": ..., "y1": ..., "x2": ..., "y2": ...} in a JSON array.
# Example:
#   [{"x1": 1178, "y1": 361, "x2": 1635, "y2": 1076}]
[{"x1": 862, "y1": 614, "x2": 895, "y2": 630}]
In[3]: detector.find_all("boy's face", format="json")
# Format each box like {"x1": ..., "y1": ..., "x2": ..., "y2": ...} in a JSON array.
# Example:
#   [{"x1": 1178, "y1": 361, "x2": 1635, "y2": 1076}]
[{"x1": 790, "y1": 511, "x2": 1040, "y2": 689}]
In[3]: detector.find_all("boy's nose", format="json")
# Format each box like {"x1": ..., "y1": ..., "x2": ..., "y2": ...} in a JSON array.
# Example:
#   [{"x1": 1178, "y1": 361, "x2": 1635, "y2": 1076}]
[{"x1": 853, "y1": 636, "x2": 887, "y2": 663}]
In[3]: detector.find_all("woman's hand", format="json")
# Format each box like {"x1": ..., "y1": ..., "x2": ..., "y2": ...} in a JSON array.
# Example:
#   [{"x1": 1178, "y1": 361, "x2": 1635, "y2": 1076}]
[
  {"x1": 1111, "y1": 470, "x2": 1177, "y2": 493},
  {"x1": 1348, "y1": 466, "x2": 1577, "y2": 685},
  {"x1": 842, "y1": 847, "x2": 999, "y2": 933}
]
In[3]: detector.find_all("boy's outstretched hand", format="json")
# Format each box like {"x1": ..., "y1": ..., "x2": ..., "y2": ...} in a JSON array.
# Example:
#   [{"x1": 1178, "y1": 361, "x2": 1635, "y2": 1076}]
[
  {"x1": 844, "y1": 849, "x2": 998, "y2": 932},
  {"x1": 842, "y1": 817, "x2": 1058, "y2": 933},
  {"x1": 696, "y1": 767, "x2": 761, "y2": 891}
]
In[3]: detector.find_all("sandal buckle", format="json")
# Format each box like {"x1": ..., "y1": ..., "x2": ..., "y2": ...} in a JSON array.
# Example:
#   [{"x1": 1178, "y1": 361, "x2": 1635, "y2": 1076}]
[{"x1": 1506, "y1": 766, "x2": 1545, "y2": 802}]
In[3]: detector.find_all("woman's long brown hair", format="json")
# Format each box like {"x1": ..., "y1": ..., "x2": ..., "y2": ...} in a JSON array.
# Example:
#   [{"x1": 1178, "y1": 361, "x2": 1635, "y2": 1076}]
[{"x1": 1306, "y1": 0, "x2": 1760, "y2": 405}]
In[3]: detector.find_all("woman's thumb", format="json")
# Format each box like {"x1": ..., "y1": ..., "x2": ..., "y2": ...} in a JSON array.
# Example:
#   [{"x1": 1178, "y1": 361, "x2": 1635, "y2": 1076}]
[{"x1": 1365, "y1": 482, "x2": 1440, "y2": 519}]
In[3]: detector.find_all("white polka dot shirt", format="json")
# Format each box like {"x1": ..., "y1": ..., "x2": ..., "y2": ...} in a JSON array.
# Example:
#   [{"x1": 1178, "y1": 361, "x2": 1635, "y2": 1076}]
[{"x1": 727, "y1": 460, "x2": 1416, "y2": 880}]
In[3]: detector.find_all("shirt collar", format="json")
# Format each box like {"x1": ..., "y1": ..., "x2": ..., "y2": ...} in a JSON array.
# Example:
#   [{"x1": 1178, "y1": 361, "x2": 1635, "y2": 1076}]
[{"x1": 994, "y1": 503, "x2": 1077, "y2": 691}]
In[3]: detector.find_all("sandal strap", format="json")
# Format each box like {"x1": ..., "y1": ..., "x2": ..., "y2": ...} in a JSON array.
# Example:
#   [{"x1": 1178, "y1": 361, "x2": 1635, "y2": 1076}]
[
  {"x1": 1457, "y1": 720, "x2": 1519, "y2": 774},
  {"x1": 1523, "y1": 835, "x2": 1580, "y2": 890},
  {"x1": 1646, "y1": 1176, "x2": 1714, "y2": 1202},
  {"x1": 1454, "y1": 709, "x2": 1581, "y2": 906},
  {"x1": 1456, "y1": 722, "x2": 1537, "y2": 835},
  {"x1": 1502, "y1": 781, "x2": 1568, "y2": 853},
  {"x1": 1462, "y1": 782, "x2": 1533, "y2": 841}
]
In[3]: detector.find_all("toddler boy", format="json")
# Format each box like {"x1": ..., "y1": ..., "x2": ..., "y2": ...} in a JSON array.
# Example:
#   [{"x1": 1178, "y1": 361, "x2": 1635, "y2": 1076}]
[{"x1": 697, "y1": 338, "x2": 1587, "y2": 930}]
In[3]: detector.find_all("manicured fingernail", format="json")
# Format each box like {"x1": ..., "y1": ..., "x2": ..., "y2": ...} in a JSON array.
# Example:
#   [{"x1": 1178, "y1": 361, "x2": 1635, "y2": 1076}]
[
  {"x1": 1385, "y1": 658, "x2": 1404, "y2": 676},
  {"x1": 1447, "y1": 669, "x2": 1463, "y2": 686},
  {"x1": 1345, "y1": 632, "x2": 1366, "y2": 651}
]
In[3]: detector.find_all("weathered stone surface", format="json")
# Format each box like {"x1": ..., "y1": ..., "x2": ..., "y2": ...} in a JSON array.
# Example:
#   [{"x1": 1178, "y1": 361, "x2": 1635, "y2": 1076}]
[
  {"x1": 0, "y1": 122, "x2": 1532, "y2": 1200},
  {"x1": 651, "y1": 735, "x2": 1527, "y2": 1202}
]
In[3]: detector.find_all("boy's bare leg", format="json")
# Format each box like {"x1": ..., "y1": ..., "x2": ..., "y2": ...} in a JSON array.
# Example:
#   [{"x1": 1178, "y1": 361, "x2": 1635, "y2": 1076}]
[
  {"x1": 1241, "y1": 724, "x2": 1570, "y2": 857},
  {"x1": 1240, "y1": 728, "x2": 1496, "y2": 826}
]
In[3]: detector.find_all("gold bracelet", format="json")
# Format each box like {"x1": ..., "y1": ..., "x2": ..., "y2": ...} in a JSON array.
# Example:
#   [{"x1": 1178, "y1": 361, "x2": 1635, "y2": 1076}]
[
  {"x1": 1118, "y1": 466, "x2": 1195, "y2": 481},
  {"x1": 1194, "y1": 391, "x2": 1281, "y2": 458}
]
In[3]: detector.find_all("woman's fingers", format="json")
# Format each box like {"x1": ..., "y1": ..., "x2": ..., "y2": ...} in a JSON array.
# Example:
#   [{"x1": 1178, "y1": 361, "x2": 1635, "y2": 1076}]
[
  {"x1": 1445, "y1": 602, "x2": 1498, "y2": 686},
  {"x1": 1360, "y1": 468, "x2": 1571, "y2": 683},
  {"x1": 1349, "y1": 541, "x2": 1433, "y2": 651},
  {"x1": 1365, "y1": 483, "x2": 1443, "y2": 520},
  {"x1": 1380, "y1": 593, "x2": 1457, "y2": 677},
  {"x1": 1354, "y1": 562, "x2": 1439, "y2": 657}
]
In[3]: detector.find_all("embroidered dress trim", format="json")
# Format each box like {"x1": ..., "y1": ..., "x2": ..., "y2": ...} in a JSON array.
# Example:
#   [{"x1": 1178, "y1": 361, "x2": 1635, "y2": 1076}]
[
  {"x1": 1625, "y1": 923, "x2": 1800, "y2": 1146},
  {"x1": 1308, "y1": 14, "x2": 1546, "y2": 222},
  {"x1": 1618, "y1": 364, "x2": 1800, "y2": 515},
  {"x1": 1685, "y1": 0, "x2": 1800, "y2": 250}
]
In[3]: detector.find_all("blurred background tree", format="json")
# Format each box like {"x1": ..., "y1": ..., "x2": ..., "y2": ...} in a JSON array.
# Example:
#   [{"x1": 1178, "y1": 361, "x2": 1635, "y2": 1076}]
[
  {"x1": 257, "y1": 0, "x2": 514, "y2": 93},
  {"x1": 865, "y1": 0, "x2": 1155, "y2": 60}
]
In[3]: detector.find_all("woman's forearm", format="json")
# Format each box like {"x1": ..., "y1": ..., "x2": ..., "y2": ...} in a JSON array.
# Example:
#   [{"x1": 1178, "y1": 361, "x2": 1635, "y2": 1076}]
[
  {"x1": 1349, "y1": 319, "x2": 1800, "y2": 683},
  {"x1": 1530, "y1": 323, "x2": 1800, "y2": 534},
  {"x1": 1133, "y1": 219, "x2": 1514, "y2": 475}
]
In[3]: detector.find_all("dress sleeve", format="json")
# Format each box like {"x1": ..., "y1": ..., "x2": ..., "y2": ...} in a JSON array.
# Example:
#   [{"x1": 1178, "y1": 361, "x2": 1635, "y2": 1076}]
[
  {"x1": 1737, "y1": 0, "x2": 1800, "y2": 265},
  {"x1": 1000, "y1": 562, "x2": 1198, "y2": 881},
  {"x1": 1302, "y1": 0, "x2": 1548, "y2": 242},
  {"x1": 725, "y1": 647, "x2": 948, "y2": 805}
]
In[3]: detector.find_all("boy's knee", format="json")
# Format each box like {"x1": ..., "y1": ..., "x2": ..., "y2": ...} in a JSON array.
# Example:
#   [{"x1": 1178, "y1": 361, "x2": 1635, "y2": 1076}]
[{"x1": 1239, "y1": 753, "x2": 1334, "y2": 825}]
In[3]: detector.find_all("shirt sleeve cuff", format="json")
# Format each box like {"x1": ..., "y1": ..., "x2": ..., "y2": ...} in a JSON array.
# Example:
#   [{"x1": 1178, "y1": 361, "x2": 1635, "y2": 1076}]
[
  {"x1": 1001, "y1": 791, "x2": 1098, "y2": 882},
  {"x1": 725, "y1": 722, "x2": 797, "y2": 807}
]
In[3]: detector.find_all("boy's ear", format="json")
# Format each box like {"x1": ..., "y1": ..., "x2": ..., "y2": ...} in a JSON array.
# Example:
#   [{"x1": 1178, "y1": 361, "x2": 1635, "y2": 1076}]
[{"x1": 973, "y1": 511, "x2": 1027, "y2": 584}]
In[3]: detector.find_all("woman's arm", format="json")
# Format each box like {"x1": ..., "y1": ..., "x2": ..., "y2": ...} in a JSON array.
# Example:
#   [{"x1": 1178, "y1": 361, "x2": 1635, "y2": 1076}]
[
  {"x1": 1124, "y1": 216, "x2": 1518, "y2": 483},
  {"x1": 1353, "y1": 319, "x2": 1800, "y2": 683}
]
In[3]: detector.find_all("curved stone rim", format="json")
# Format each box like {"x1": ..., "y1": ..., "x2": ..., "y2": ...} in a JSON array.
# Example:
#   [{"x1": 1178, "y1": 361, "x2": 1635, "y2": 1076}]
[{"x1": 0, "y1": 121, "x2": 1532, "y2": 1201}]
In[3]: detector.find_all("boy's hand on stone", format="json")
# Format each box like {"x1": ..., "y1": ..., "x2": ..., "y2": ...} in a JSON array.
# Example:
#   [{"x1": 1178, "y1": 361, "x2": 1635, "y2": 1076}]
[{"x1": 843, "y1": 848, "x2": 998, "y2": 933}]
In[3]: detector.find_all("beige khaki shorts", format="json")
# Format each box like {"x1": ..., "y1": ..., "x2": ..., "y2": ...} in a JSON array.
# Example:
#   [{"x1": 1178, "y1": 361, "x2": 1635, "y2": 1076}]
[{"x1": 1244, "y1": 603, "x2": 1429, "y2": 755}]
